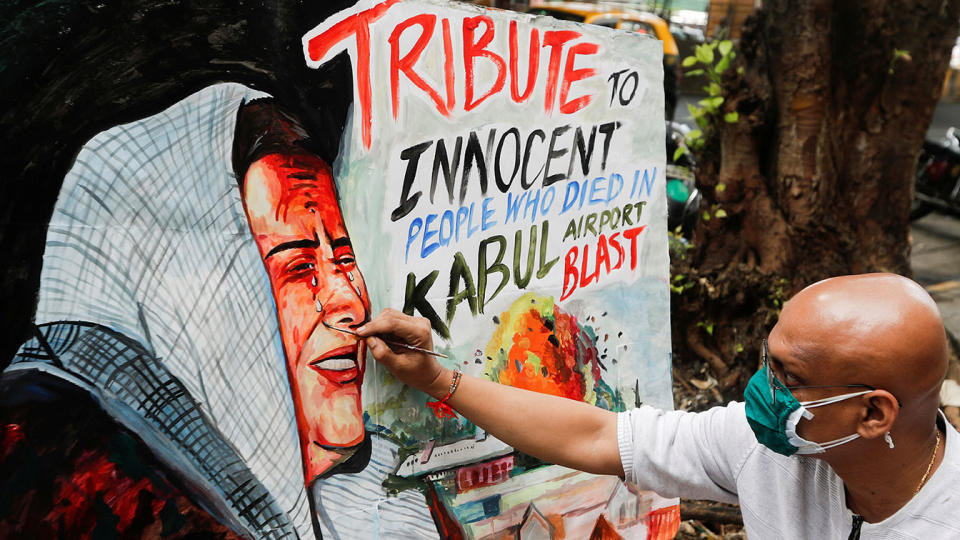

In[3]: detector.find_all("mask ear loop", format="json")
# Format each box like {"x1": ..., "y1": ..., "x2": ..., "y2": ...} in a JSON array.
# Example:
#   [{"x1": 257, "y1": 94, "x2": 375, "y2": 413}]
[
  {"x1": 785, "y1": 390, "x2": 872, "y2": 454},
  {"x1": 799, "y1": 389, "x2": 872, "y2": 409},
  {"x1": 798, "y1": 433, "x2": 862, "y2": 454}
]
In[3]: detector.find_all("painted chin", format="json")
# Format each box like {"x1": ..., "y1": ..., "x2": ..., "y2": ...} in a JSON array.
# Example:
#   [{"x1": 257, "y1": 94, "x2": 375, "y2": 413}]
[{"x1": 308, "y1": 344, "x2": 363, "y2": 385}]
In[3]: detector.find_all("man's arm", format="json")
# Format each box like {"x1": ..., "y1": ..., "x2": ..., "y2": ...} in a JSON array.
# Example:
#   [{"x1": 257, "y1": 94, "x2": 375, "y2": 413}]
[{"x1": 358, "y1": 309, "x2": 623, "y2": 477}]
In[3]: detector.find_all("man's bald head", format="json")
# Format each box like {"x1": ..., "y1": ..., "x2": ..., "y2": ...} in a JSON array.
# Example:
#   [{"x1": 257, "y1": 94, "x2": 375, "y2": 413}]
[{"x1": 771, "y1": 273, "x2": 947, "y2": 414}]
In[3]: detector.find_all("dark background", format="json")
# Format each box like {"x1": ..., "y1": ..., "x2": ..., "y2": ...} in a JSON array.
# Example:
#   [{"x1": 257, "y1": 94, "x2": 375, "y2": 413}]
[{"x1": 0, "y1": 0, "x2": 363, "y2": 367}]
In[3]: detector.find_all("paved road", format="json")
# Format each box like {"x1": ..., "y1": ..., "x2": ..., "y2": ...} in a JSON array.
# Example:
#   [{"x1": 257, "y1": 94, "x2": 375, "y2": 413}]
[
  {"x1": 926, "y1": 101, "x2": 960, "y2": 142},
  {"x1": 912, "y1": 212, "x2": 960, "y2": 341},
  {"x1": 917, "y1": 105, "x2": 960, "y2": 344}
]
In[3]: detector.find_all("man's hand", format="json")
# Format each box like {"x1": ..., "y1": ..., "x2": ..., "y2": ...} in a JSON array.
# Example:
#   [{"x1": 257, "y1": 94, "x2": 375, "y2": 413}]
[
  {"x1": 357, "y1": 309, "x2": 623, "y2": 478},
  {"x1": 358, "y1": 309, "x2": 448, "y2": 398}
]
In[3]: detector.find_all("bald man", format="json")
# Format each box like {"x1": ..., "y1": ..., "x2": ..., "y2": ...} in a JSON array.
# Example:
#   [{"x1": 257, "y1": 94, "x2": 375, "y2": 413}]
[{"x1": 358, "y1": 273, "x2": 959, "y2": 538}]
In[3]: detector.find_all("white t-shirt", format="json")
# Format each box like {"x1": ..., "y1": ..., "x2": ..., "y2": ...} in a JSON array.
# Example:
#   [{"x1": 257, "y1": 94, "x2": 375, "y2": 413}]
[{"x1": 617, "y1": 402, "x2": 960, "y2": 539}]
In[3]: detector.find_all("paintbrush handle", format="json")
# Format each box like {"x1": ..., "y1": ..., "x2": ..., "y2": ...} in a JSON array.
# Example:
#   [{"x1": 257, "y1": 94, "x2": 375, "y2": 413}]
[
  {"x1": 385, "y1": 339, "x2": 449, "y2": 358},
  {"x1": 322, "y1": 321, "x2": 449, "y2": 358}
]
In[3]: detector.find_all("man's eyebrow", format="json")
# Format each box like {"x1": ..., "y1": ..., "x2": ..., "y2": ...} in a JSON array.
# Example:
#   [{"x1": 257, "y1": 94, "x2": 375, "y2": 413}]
[
  {"x1": 331, "y1": 237, "x2": 352, "y2": 249},
  {"x1": 286, "y1": 172, "x2": 316, "y2": 181},
  {"x1": 264, "y1": 238, "x2": 320, "y2": 260}
]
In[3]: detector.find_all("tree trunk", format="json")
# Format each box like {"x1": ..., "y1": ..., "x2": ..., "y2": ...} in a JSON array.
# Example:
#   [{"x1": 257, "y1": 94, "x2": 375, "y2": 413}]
[{"x1": 673, "y1": 0, "x2": 960, "y2": 398}]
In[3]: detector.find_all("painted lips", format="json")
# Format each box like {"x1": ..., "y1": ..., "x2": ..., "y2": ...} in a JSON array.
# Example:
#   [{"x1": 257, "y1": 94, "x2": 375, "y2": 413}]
[{"x1": 309, "y1": 344, "x2": 361, "y2": 384}]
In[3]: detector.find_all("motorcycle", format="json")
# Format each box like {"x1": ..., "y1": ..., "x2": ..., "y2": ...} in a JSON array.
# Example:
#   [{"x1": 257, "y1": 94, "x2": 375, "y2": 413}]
[
  {"x1": 911, "y1": 127, "x2": 960, "y2": 220},
  {"x1": 665, "y1": 120, "x2": 701, "y2": 237}
]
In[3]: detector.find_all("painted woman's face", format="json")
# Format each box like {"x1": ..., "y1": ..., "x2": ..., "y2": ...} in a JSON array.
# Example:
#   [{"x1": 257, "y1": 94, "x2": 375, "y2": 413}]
[{"x1": 241, "y1": 152, "x2": 370, "y2": 484}]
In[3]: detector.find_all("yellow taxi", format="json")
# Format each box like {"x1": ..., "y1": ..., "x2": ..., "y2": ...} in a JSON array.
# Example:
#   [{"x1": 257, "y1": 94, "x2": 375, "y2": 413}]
[{"x1": 526, "y1": 1, "x2": 680, "y2": 118}]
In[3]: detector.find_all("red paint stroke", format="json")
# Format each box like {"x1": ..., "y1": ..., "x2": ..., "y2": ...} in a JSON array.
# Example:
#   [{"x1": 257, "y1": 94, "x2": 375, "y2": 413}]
[
  {"x1": 559, "y1": 42, "x2": 598, "y2": 114},
  {"x1": 305, "y1": 0, "x2": 400, "y2": 149},
  {"x1": 561, "y1": 226, "x2": 646, "y2": 301},
  {"x1": 390, "y1": 14, "x2": 449, "y2": 118},
  {"x1": 424, "y1": 480, "x2": 466, "y2": 540},
  {"x1": 442, "y1": 18, "x2": 455, "y2": 111},
  {"x1": 1, "y1": 423, "x2": 24, "y2": 460},
  {"x1": 541, "y1": 30, "x2": 580, "y2": 114},
  {"x1": 589, "y1": 514, "x2": 624, "y2": 540},
  {"x1": 50, "y1": 451, "x2": 165, "y2": 533},
  {"x1": 509, "y1": 20, "x2": 539, "y2": 103},
  {"x1": 496, "y1": 305, "x2": 602, "y2": 401},
  {"x1": 456, "y1": 455, "x2": 514, "y2": 493},
  {"x1": 644, "y1": 505, "x2": 682, "y2": 540},
  {"x1": 463, "y1": 15, "x2": 506, "y2": 111}
]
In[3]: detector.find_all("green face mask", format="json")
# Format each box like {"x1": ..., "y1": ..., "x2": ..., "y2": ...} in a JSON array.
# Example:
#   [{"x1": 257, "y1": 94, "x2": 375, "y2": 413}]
[
  {"x1": 744, "y1": 364, "x2": 870, "y2": 456},
  {"x1": 745, "y1": 365, "x2": 802, "y2": 456}
]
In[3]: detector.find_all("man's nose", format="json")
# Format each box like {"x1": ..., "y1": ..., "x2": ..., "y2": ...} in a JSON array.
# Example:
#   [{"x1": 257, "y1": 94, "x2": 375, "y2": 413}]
[{"x1": 319, "y1": 270, "x2": 366, "y2": 327}]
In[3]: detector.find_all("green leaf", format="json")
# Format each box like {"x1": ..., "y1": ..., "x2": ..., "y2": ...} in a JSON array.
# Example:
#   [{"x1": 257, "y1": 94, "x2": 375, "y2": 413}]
[
  {"x1": 702, "y1": 210, "x2": 711, "y2": 221},
  {"x1": 705, "y1": 323, "x2": 714, "y2": 335},
  {"x1": 715, "y1": 55, "x2": 730, "y2": 74},
  {"x1": 893, "y1": 48, "x2": 911, "y2": 61},
  {"x1": 715, "y1": 208, "x2": 728, "y2": 218},
  {"x1": 687, "y1": 129, "x2": 702, "y2": 139},
  {"x1": 673, "y1": 274, "x2": 685, "y2": 282},
  {"x1": 718, "y1": 40, "x2": 733, "y2": 57},
  {"x1": 673, "y1": 146, "x2": 687, "y2": 161},
  {"x1": 699, "y1": 96, "x2": 724, "y2": 110},
  {"x1": 723, "y1": 111, "x2": 739, "y2": 123},
  {"x1": 695, "y1": 44, "x2": 714, "y2": 65},
  {"x1": 707, "y1": 82, "x2": 722, "y2": 96},
  {"x1": 735, "y1": 343, "x2": 745, "y2": 353},
  {"x1": 737, "y1": 66, "x2": 745, "y2": 75},
  {"x1": 684, "y1": 68, "x2": 705, "y2": 77},
  {"x1": 715, "y1": 183, "x2": 726, "y2": 192},
  {"x1": 682, "y1": 55, "x2": 698, "y2": 67}
]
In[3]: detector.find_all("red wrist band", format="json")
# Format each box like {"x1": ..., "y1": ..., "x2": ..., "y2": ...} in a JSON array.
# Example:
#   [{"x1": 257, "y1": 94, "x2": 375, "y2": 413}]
[{"x1": 427, "y1": 369, "x2": 462, "y2": 419}]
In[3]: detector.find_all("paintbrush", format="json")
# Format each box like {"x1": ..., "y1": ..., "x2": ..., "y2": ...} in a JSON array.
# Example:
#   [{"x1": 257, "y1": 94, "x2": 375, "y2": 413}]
[{"x1": 323, "y1": 321, "x2": 449, "y2": 358}]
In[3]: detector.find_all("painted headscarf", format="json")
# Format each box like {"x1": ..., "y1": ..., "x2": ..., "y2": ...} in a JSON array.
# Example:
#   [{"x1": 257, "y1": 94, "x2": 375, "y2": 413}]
[{"x1": 28, "y1": 83, "x2": 313, "y2": 538}]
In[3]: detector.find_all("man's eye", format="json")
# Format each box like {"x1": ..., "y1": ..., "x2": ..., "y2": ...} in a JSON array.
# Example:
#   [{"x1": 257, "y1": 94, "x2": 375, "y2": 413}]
[
  {"x1": 335, "y1": 256, "x2": 355, "y2": 265},
  {"x1": 771, "y1": 363, "x2": 791, "y2": 386}
]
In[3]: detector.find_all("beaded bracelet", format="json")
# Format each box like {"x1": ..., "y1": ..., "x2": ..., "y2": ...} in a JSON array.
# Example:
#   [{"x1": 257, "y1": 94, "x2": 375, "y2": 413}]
[{"x1": 427, "y1": 368, "x2": 462, "y2": 419}]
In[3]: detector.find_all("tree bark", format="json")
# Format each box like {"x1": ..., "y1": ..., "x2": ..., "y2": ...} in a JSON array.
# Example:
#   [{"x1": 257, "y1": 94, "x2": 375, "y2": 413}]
[{"x1": 673, "y1": 0, "x2": 960, "y2": 396}]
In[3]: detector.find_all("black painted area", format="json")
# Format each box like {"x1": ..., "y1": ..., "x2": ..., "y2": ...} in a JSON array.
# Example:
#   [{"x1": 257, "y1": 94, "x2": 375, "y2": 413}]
[{"x1": 0, "y1": 0, "x2": 358, "y2": 368}]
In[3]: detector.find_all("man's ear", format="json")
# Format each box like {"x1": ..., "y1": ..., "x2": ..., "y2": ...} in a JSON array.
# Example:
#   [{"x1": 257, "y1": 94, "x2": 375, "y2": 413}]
[{"x1": 856, "y1": 390, "x2": 899, "y2": 440}]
